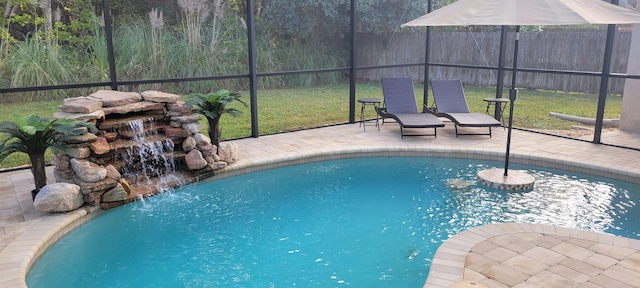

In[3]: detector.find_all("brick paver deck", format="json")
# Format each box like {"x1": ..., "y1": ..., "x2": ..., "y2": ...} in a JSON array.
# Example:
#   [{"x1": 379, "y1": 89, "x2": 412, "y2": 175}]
[{"x1": 1, "y1": 122, "x2": 640, "y2": 287}]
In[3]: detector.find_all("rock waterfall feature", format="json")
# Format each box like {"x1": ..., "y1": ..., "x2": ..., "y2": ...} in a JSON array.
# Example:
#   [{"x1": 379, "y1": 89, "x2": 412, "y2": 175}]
[{"x1": 40, "y1": 90, "x2": 237, "y2": 211}]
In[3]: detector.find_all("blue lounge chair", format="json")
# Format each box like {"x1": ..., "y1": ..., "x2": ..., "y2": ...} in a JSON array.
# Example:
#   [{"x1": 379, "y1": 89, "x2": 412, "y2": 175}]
[
  {"x1": 377, "y1": 78, "x2": 444, "y2": 138},
  {"x1": 430, "y1": 79, "x2": 501, "y2": 137}
]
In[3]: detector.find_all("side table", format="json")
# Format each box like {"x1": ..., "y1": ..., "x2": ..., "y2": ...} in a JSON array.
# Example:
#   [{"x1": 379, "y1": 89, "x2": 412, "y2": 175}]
[
  {"x1": 358, "y1": 98, "x2": 382, "y2": 131},
  {"x1": 483, "y1": 97, "x2": 510, "y2": 128}
]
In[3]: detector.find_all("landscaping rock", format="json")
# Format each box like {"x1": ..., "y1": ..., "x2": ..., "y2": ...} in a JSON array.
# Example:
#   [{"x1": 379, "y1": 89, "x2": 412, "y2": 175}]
[
  {"x1": 105, "y1": 164, "x2": 121, "y2": 180},
  {"x1": 53, "y1": 110, "x2": 105, "y2": 121},
  {"x1": 194, "y1": 133, "x2": 211, "y2": 146},
  {"x1": 53, "y1": 167, "x2": 76, "y2": 182},
  {"x1": 182, "y1": 122, "x2": 203, "y2": 134},
  {"x1": 75, "y1": 177, "x2": 118, "y2": 195},
  {"x1": 61, "y1": 97, "x2": 103, "y2": 113},
  {"x1": 84, "y1": 191, "x2": 104, "y2": 206},
  {"x1": 103, "y1": 131, "x2": 118, "y2": 142},
  {"x1": 182, "y1": 136, "x2": 197, "y2": 152},
  {"x1": 63, "y1": 147, "x2": 92, "y2": 159},
  {"x1": 61, "y1": 133, "x2": 98, "y2": 144},
  {"x1": 210, "y1": 161, "x2": 227, "y2": 170},
  {"x1": 164, "y1": 126, "x2": 191, "y2": 139},
  {"x1": 141, "y1": 90, "x2": 180, "y2": 103},
  {"x1": 70, "y1": 158, "x2": 107, "y2": 183},
  {"x1": 88, "y1": 90, "x2": 142, "y2": 107},
  {"x1": 170, "y1": 114, "x2": 201, "y2": 126},
  {"x1": 52, "y1": 154, "x2": 71, "y2": 170},
  {"x1": 199, "y1": 145, "x2": 217, "y2": 158},
  {"x1": 33, "y1": 183, "x2": 84, "y2": 213},
  {"x1": 185, "y1": 150, "x2": 208, "y2": 170},
  {"x1": 166, "y1": 100, "x2": 193, "y2": 113},
  {"x1": 90, "y1": 137, "x2": 110, "y2": 155},
  {"x1": 218, "y1": 142, "x2": 239, "y2": 164},
  {"x1": 102, "y1": 184, "x2": 128, "y2": 202},
  {"x1": 119, "y1": 178, "x2": 132, "y2": 194},
  {"x1": 102, "y1": 101, "x2": 166, "y2": 115}
]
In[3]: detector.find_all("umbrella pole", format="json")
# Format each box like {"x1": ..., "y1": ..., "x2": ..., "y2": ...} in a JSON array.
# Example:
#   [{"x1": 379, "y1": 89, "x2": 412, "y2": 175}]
[{"x1": 504, "y1": 25, "x2": 520, "y2": 176}]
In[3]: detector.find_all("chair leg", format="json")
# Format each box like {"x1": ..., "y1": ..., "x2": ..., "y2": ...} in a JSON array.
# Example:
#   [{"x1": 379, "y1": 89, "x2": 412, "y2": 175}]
[
  {"x1": 489, "y1": 127, "x2": 492, "y2": 138},
  {"x1": 455, "y1": 126, "x2": 459, "y2": 138}
]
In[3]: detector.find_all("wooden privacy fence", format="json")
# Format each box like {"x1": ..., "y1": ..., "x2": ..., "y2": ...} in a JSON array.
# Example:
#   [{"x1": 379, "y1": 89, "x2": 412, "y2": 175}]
[{"x1": 356, "y1": 31, "x2": 631, "y2": 94}]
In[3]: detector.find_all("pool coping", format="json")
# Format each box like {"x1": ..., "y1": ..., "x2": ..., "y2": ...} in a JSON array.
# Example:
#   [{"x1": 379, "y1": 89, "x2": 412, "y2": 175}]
[{"x1": 2, "y1": 146, "x2": 640, "y2": 287}]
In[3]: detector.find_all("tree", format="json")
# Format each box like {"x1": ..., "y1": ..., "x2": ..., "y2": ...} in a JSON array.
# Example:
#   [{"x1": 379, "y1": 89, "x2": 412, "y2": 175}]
[
  {"x1": 186, "y1": 89, "x2": 246, "y2": 153},
  {"x1": 0, "y1": 114, "x2": 97, "y2": 196},
  {"x1": 1, "y1": 0, "x2": 99, "y2": 47},
  {"x1": 259, "y1": 0, "x2": 429, "y2": 44}
]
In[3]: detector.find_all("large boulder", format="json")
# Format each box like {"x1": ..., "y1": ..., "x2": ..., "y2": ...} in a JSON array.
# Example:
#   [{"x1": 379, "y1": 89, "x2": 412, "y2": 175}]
[{"x1": 33, "y1": 183, "x2": 84, "y2": 213}]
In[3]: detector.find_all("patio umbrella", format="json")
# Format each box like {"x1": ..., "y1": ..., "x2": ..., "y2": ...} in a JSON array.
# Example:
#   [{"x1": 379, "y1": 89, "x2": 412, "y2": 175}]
[{"x1": 402, "y1": 0, "x2": 640, "y2": 177}]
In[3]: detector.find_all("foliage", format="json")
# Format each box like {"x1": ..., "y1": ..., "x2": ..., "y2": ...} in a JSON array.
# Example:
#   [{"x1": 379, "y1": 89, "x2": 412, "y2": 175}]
[
  {"x1": 186, "y1": 89, "x2": 247, "y2": 151},
  {"x1": 1, "y1": 0, "x2": 100, "y2": 47},
  {"x1": 7, "y1": 37, "x2": 72, "y2": 100},
  {"x1": 0, "y1": 113, "x2": 97, "y2": 192},
  {"x1": 259, "y1": 0, "x2": 426, "y2": 46}
]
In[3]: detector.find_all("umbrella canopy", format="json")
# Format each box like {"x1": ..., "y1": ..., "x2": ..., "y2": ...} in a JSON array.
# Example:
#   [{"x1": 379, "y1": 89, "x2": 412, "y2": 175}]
[
  {"x1": 401, "y1": 0, "x2": 640, "y2": 177},
  {"x1": 402, "y1": 0, "x2": 640, "y2": 27}
]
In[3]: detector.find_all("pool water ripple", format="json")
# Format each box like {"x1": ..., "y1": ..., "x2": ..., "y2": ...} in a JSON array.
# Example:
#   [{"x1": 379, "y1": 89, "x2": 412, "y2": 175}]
[{"x1": 27, "y1": 157, "x2": 640, "y2": 287}]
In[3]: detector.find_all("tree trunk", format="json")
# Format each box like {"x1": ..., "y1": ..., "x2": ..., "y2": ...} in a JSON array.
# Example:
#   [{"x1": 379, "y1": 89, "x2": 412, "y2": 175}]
[
  {"x1": 207, "y1": 116, "x2": 222, "y2": 154},
  {"x1": 30, "y1": 151, "x2": 47, "y2": 192}
]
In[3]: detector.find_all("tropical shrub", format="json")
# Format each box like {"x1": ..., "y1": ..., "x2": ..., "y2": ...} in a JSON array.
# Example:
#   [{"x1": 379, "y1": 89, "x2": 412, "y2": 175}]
[
  {"x1": 0, "y1": 114, "x2": 97, "y2": 196},
  {"x1": 186, "y1": 89, "x2": 247, "y2": 152}
]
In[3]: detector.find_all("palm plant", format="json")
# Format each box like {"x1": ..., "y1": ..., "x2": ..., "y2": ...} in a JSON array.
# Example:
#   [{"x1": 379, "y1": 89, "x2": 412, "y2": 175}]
[
  {"x1": 0, "y1": 114, "x2": 98, "y2": 196},
  {"x1": 186, "y1": 89, "x2": 247, "y2": 152}
]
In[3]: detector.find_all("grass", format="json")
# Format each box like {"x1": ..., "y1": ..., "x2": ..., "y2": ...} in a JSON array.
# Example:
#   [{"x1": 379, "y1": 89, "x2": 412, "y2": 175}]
[{"x1": 0, "y1": 83, "x2": 622, "y2": 169}]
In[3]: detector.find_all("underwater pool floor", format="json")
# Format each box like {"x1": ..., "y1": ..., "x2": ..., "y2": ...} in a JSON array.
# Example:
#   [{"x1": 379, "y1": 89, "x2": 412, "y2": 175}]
[{"x1": 2, "y1": 123, "x2": 640, "y2": 287}]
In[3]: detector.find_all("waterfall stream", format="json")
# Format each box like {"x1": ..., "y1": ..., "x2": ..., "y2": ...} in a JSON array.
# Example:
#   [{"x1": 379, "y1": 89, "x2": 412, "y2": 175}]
[{"x1": 116, "y1": 118, "x2": 178, "y2": 190}]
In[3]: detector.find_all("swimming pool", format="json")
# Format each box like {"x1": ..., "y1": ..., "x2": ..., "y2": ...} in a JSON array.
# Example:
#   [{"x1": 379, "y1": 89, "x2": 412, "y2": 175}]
[{"x1": 26, "y1": 157, "x2": 640, "y2": 287}]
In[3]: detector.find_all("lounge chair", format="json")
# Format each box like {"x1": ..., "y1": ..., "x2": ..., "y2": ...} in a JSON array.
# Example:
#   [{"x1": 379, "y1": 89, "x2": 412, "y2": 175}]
[
  {"x1": 430, "y1": 79, "x2": 501, "y2": 137},
  {"x1": 377, "y1": 78, "x2": 444, "y2": 138}
]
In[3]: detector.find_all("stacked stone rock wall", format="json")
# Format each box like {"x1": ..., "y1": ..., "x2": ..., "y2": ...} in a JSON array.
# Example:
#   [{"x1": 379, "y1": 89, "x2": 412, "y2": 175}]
[{"x1": 41, "y1": 90, "x2": 237, "y2": 211}]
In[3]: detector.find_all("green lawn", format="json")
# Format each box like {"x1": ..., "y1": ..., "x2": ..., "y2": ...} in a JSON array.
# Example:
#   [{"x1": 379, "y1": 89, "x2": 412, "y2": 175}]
[{"x1": 0, "y1": 83, "x2": 622, "y2": 169}]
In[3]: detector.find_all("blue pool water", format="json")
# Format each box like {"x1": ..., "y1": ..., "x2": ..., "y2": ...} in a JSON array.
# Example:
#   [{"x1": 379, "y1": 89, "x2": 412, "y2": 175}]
[{"x1": 27, "y1": 157, "x2": 640, "y2": 287}]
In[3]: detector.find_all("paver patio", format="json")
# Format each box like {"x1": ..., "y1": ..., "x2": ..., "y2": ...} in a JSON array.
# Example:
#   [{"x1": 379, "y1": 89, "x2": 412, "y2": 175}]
[{"x1": 1, "y1": 121, "x2": 640, "y2": 287}]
